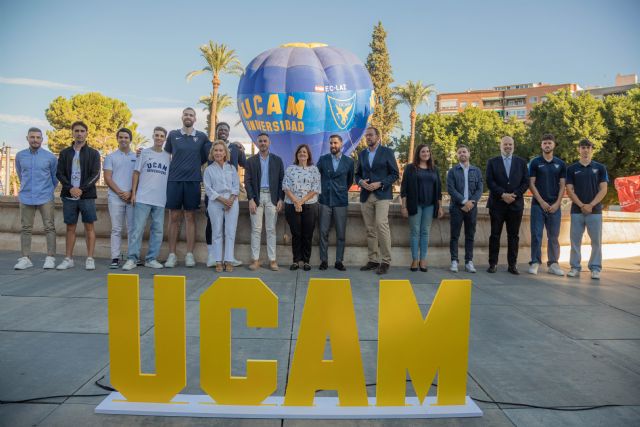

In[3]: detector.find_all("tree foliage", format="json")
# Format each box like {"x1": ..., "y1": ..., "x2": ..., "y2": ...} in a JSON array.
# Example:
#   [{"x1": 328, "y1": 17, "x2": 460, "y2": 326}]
[
  {"x1": 45, "y1": 92, "x2": 139, "y2": 154},
  {"x1": 198, "y1": 93, "x2": 234, "y2": 135},
  {"x1": 366, "y1": 21, "x2": 399, "y2": 144},
  {"x1": 394, "y1": 80, "x2": 434, "y2": 162}
]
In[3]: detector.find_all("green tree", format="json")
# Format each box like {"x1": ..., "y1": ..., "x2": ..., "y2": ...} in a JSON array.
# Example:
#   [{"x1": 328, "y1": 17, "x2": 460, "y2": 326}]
[
  {"x1": 394, "y1": 80, "x2": 434, "y2": 163},
  {"x1": 388, "y1": 134, "x2": 412, "y2": 165},
  {"x1": 198, "y1": 93, "x2": 234, "y2": 136},
  {"x1": 187, "y1": 41, "x2": 243, "y2": 141},
  {"x1": 45, "y1": 92, "x2": 139, "y2": 154},
  {"x1": 528, "y1": 89, "x2": 607, "y2": 163},
  {"x1": 366, "y1": 21, "x2": 399, "y2": 144}
]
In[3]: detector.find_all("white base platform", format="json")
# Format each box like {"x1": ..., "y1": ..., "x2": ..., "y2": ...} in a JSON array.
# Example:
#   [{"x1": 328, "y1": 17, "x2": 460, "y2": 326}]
[{"x1": 95, "y1": 393, "x2": 483, "y2": 419}]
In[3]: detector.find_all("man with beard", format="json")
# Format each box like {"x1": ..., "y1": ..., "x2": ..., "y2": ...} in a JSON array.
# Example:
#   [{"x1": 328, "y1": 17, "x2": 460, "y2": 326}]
[
  {"x1": 163, "y1": 107, "x2": 210, "y2": 268},
  {"x1": 316, "y1": 134, "x2": 354, "y2": 271},
  {"x1": 528, "y1": 134, "x2": 566, "y2": 276}
]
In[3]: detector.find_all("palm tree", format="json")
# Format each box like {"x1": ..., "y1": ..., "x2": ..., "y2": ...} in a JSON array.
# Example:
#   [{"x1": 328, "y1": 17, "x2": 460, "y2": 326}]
[
  {"x1": 394, "y1": 81, "x2": 435, "y2": 163},
  {"x1": 198, "y1": 94, "x2": 234, "y2": 135},
  {"x1": 186, "y1": 41, "x2": 243, "y2": 141}
]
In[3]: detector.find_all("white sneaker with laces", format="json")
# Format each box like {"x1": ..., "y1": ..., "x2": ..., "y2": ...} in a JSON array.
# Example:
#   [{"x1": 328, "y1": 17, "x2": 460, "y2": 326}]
[
  {"x1": 122, "y1": 259, "x2": 137, "y2": 271},
  {"x1": 528, "y1": 263, "x2": 539, "y2": 275},
  {"x1": 14, "y1": 257, "x2": 33, "y2": 270},
  {"x1": 591, "y1": 270, "x2": 601, "y2": 280},
  {"x1": 85, "y1": 257, "x2": 96, "y2": 270},
  {"x1": 548, "y1": 263, "x2": 565, "y2": 276},
  {"x1": 164, "y1": 253, "x2": 177, "y2": 268},
  {"x1": 144, "y1": 260, "x2": 164, "y2": 269},
  {"x1": 185, "y1": 252, "x2": 196, "y2": 267},
  {"x1": 450, "y1": 260, "x2": 458, "y2": 272},
  {"x1": 43, "y1": 256, "x2": 56, "y2": 269},
  {"x1": 465, "y1": 261, "x2": 477, "y2": 273},
  {"x1": 567, "y1": 268, "x2": 580, "y2": 277},
  {"x1": 56, "y1": 257, "x2": 74, "y2": 270},
  {"x1": 230, "y1": 259, "x2": 243, "y2": 267},
  {"x1": 206, "y1": 254, "x2": 216, "y2": 268}
]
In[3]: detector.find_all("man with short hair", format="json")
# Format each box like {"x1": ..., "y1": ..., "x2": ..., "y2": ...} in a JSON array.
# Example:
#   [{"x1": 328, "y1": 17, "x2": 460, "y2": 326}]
[
  {"x1": 103, "y1": 128, "x2": 137, "y2": 268},
  {"x1": 244, "y1": 133, "x2": 284, "y2": 271},
  {"x1": 446, "y1": 144, "x2": 483, "y2": 273},
  {"x1": 163, "y1": 107, "x2": 211, "y2": 268},
  {"x1": 528, "y1": 134, "x2": 566, "y2": 276},
  {"x1": 122, "y1": 127, "x2": 170, "y2": 270},
  {"x1": 55, "y1": 121, "x2": 101, "y2": 270},
  {"x1": 204, "y1": 121, "x2": 245, "y2": 267},
  {"x1": 565, "y1": 139, "x2": 608, "y2": 280},
  {"x1": 14, "y1": 127, "x2": 58, "y2": 270},
  {"x1": 317, "y1": 134, "x2": 354, "y2": 271},
  {"x1": 485, "y1": 136, "x2": 529, "y2": 274},
  {"x1": 355, "y1": 127, "x2": 400, "y2": 275}
]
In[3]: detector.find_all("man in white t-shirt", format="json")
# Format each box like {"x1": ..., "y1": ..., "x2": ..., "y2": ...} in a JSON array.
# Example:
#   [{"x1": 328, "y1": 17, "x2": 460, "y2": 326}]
[
  {"x1": 122, "y1": 127, "x2": 170, "y2": 270},
  {"x1": 104, "y1": 128, "x2": 137, "y2": 268}
]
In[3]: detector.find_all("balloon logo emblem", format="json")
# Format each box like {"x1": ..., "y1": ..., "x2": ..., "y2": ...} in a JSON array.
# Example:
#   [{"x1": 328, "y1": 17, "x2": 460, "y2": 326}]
[{"x1": 328, "y1": 95, "x2": 356, "y2": 130}]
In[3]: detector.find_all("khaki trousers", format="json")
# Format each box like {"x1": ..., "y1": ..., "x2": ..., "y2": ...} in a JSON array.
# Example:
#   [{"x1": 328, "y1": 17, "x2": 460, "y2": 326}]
[
  {"x1": 361, "y1": 193, "x2": 391, "y2": 264},
  {"x1": 20, "y1": 201, "x2": 56, "y2": 256}
]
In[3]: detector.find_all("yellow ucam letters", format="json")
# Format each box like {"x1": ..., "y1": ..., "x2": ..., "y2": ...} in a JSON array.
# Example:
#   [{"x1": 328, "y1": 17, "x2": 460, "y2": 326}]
[
  {"x1": 376, "y1": 279, "x2": 472, "y2": 406},
  {"x1": 284, "y1": 279, "x2": 367, "y2": 406},
  {"x1": 108, "y1": 274, "x2": 186, "y2": 403}
]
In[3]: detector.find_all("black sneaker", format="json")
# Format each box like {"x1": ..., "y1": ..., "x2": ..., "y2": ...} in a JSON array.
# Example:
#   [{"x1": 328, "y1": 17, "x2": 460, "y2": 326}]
[
  {"x1": 334, "y1": 261, "x2": 346, "y2": 271},
  {"x1": 319, "y1": 261, "x2": 328, "y2": 270},
  {"x1": 360, "y1": 261, "x2": 380, "y2": 271},
  {"x1": 109, "y1": 258, "x2": 120, "y2": 269}
]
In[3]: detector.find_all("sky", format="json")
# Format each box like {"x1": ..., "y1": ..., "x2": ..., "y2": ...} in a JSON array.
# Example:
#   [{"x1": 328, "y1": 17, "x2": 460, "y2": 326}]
[{"x1": 1, "y1": 0, "x2": 639, "y2": 151}]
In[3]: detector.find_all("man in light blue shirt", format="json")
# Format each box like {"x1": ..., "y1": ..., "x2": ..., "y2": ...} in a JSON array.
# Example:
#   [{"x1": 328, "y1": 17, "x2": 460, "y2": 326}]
[{"x1": 14, "y1": 127, "x2": 58, "y2": 270}]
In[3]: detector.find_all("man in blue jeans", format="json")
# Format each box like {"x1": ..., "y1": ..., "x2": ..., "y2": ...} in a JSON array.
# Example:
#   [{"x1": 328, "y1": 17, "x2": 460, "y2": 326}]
[
  {"x1": 446, "y1": 144, "x2": 483, "y2": 273},
  {"x1": 528, "y1": 134, "x2": 566, "y2": 276},
  {"x1": 565, "y1": 139, "x2": 608, "y2": 280}
]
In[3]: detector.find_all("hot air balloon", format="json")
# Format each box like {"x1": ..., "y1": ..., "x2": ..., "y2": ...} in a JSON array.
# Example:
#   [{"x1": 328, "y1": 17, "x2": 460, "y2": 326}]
[{"x1": 237, "y1": 43, "x2": 374, "y2": 166}]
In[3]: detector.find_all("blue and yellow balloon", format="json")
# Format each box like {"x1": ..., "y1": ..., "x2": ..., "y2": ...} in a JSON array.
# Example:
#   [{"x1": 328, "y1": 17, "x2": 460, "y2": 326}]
[{"x1": 238, "y1": 43, "x2": 374, "y2": 166}]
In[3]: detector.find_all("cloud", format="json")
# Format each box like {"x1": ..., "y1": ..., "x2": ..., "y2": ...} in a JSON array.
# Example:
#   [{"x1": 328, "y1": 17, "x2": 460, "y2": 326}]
[
  {"x1": 0, "y1": 113, "x2": 49, "y2": 127},
  {"x1": 0, "y1": 76, "x2": 84, "y2": 91}
]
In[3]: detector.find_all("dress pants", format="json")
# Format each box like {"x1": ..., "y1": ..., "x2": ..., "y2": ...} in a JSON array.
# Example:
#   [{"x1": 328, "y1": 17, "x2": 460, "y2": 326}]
[
  {"x1": 285, "y1": 203, "x2": 318, "y2": 263},
  {"x1": 488, "y1": 208, "x2": 523, "y2": 267},
  {"x1": 318, "y1": 204, "x2": 347, "y2": 263}
]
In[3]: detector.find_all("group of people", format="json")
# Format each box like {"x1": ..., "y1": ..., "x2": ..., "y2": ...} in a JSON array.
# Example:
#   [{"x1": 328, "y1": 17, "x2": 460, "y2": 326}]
[{"x1": 13, "y1": 107, "x2": 608, "y2": 279}]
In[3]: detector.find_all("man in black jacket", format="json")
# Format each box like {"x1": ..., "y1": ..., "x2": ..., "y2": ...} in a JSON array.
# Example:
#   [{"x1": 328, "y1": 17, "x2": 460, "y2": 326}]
[
  {"x1": 486, "y1": 136, "x2": 529, "y2": 274},
  {"x1": 244, "y1": 133, "x2": 284, "y2": 271},
  {"x1": 55, "y1": 121, "x2": 101, "y2": 270}
]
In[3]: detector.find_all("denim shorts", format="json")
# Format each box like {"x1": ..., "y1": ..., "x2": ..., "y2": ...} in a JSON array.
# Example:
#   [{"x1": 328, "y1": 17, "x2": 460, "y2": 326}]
[
  {"x1": 62, "y1": 198, "x2": 97, "y2": 224},
  {"x1": 165, "y1": 181, "x2": 201, "y2": 210}
]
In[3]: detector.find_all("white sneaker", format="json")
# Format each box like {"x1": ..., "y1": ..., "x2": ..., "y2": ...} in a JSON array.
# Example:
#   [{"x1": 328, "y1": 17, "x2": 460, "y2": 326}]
[
  {"x1": 56, "y1": 257, "x2": 74, "y2": 270},
  {"x1": 591, "y1": 270, "x2": 601, "y2": 280},
  {"x1": 230, "y1": 259, "x2": 243, "y2": 267},
  {"x1": 450, "y1": 260, "x2": 459, "y2": 272},
  {"x1": 14, "y1": 257, "x2": 33, "y2": 270},
  {"x1": 185, "y1": 252, "x2": 196, "y2": 267},
  {"x1": 567, "y1": 268, "x2": 580, "y2": 277},
  {"x1": 43, "y1": 256, "x2": 56, "y2": 269},
  {"x1": 85, "y1": 257, "x2": 96, "y2": 270},
  {"x1": 465, "y1": 261, "x2": 477, "y2": 273},
  {"x1": 144, "y1": 260, "x2": 164, "y2": 269},
  {"x1": 164, "y1": 253, "x2": 177, "y2": 268},
  {"x1": 548, "y1": 263, "x2": 565, "y2": 276},
  {"x1": 528, "y1": 263, "x2": 539, "y2": 275},
  {"x1": 122, "y1": 259, "x2": 137, "y2": 271},
  {"x1": 206, "y1": 254, "x2": 216, "y2": 268}
]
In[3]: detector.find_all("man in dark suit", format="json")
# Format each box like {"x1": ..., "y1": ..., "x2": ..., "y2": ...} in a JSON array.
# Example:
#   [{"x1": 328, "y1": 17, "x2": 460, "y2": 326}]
[
  {"x1": 317, "y1": 134, "x2": 354, "y2": 271},
  {"x1": 486, "y1": 136, "x2": 529, "y2": 274},
  {"x1": 355, "y1": 127, "x2": 400, "y2": 275},
  {"x1": 244, "y1": 133, "x2": 284, "y2": 271}
]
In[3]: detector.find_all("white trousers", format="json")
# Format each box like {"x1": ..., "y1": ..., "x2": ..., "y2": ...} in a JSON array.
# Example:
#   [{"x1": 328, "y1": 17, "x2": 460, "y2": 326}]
[
  {"x1": 208, "y1": 199, "x2": 239, "y2": 262},
  {"x1": 108, "y1": 196, "x2": 134, "y2": 259},
  {"x1": 250, "y1": 192, "x2": 277, "y2": 261}
]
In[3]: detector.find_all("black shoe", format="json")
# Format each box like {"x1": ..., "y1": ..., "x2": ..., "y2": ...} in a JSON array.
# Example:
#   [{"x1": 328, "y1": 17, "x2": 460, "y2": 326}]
[
  {"x1": 360, "y1": 261, "x2": 380, "y2": 271},
  {"x1": 334, "y1": 261, "x2": 346, "y2": 271},
  {"x1": 109, "y1": 258, "x2": 119, "y2": 269},
  {"x1": 319, "y1": 261, "x2": 328, "y2": 270},
  {"x1": 289, "y1": 263, "x2": 299, "y2": 271},
  {"x1": 376, "y1": 262, "x2": 390, "y2": 275},
  {"x1": 508, "y1": 265, "x2": 520, "y2": 275},
  {"x1": 410, "y1": 266, "x2": 418, "y2": 272},
  {"x1": 487, "y1": 264, "x2": 497, "y2": 273},
  {"x1": 303, "y1": 263, "x2": 311, "y2": 271},
  {"x1": 420, "y1": 265, "x2": 428, "y2": 272}
]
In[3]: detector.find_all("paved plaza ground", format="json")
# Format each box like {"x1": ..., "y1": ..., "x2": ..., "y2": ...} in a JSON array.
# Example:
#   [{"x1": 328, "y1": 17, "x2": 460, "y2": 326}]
[{"x1": 1, "y1": 249, "x2": 639, "y2": 426}]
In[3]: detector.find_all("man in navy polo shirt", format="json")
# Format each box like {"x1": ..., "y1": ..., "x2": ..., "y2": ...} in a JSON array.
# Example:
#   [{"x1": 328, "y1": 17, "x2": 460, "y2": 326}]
[
  {"x1": 565, "y1": 139, "x2": 608, "y2": 280},
  {"x1": 528, "y1": 134, "x2": 566, "y2": 276},
  {"x1": 163, "y1": 107, "x2": 211, "y2": 268}
]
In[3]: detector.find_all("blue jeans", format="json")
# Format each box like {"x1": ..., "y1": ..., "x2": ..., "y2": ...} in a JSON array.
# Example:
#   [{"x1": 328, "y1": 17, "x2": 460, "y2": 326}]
[
  {"x1": 409, "y1": 205, "x2": 434, "y2": 261},
  {"x1": 449, "y1": 205, "x2": 477, "y2": 262},
  {"x1": 570, "y1": 213, "x2": 602, "y2": 272},
  {"x1": 530, "y1": 204, "x2": 561, "y2": 266},
  {"x1": 127, "y1": 202, "x2": 165, "y2": 262}
]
